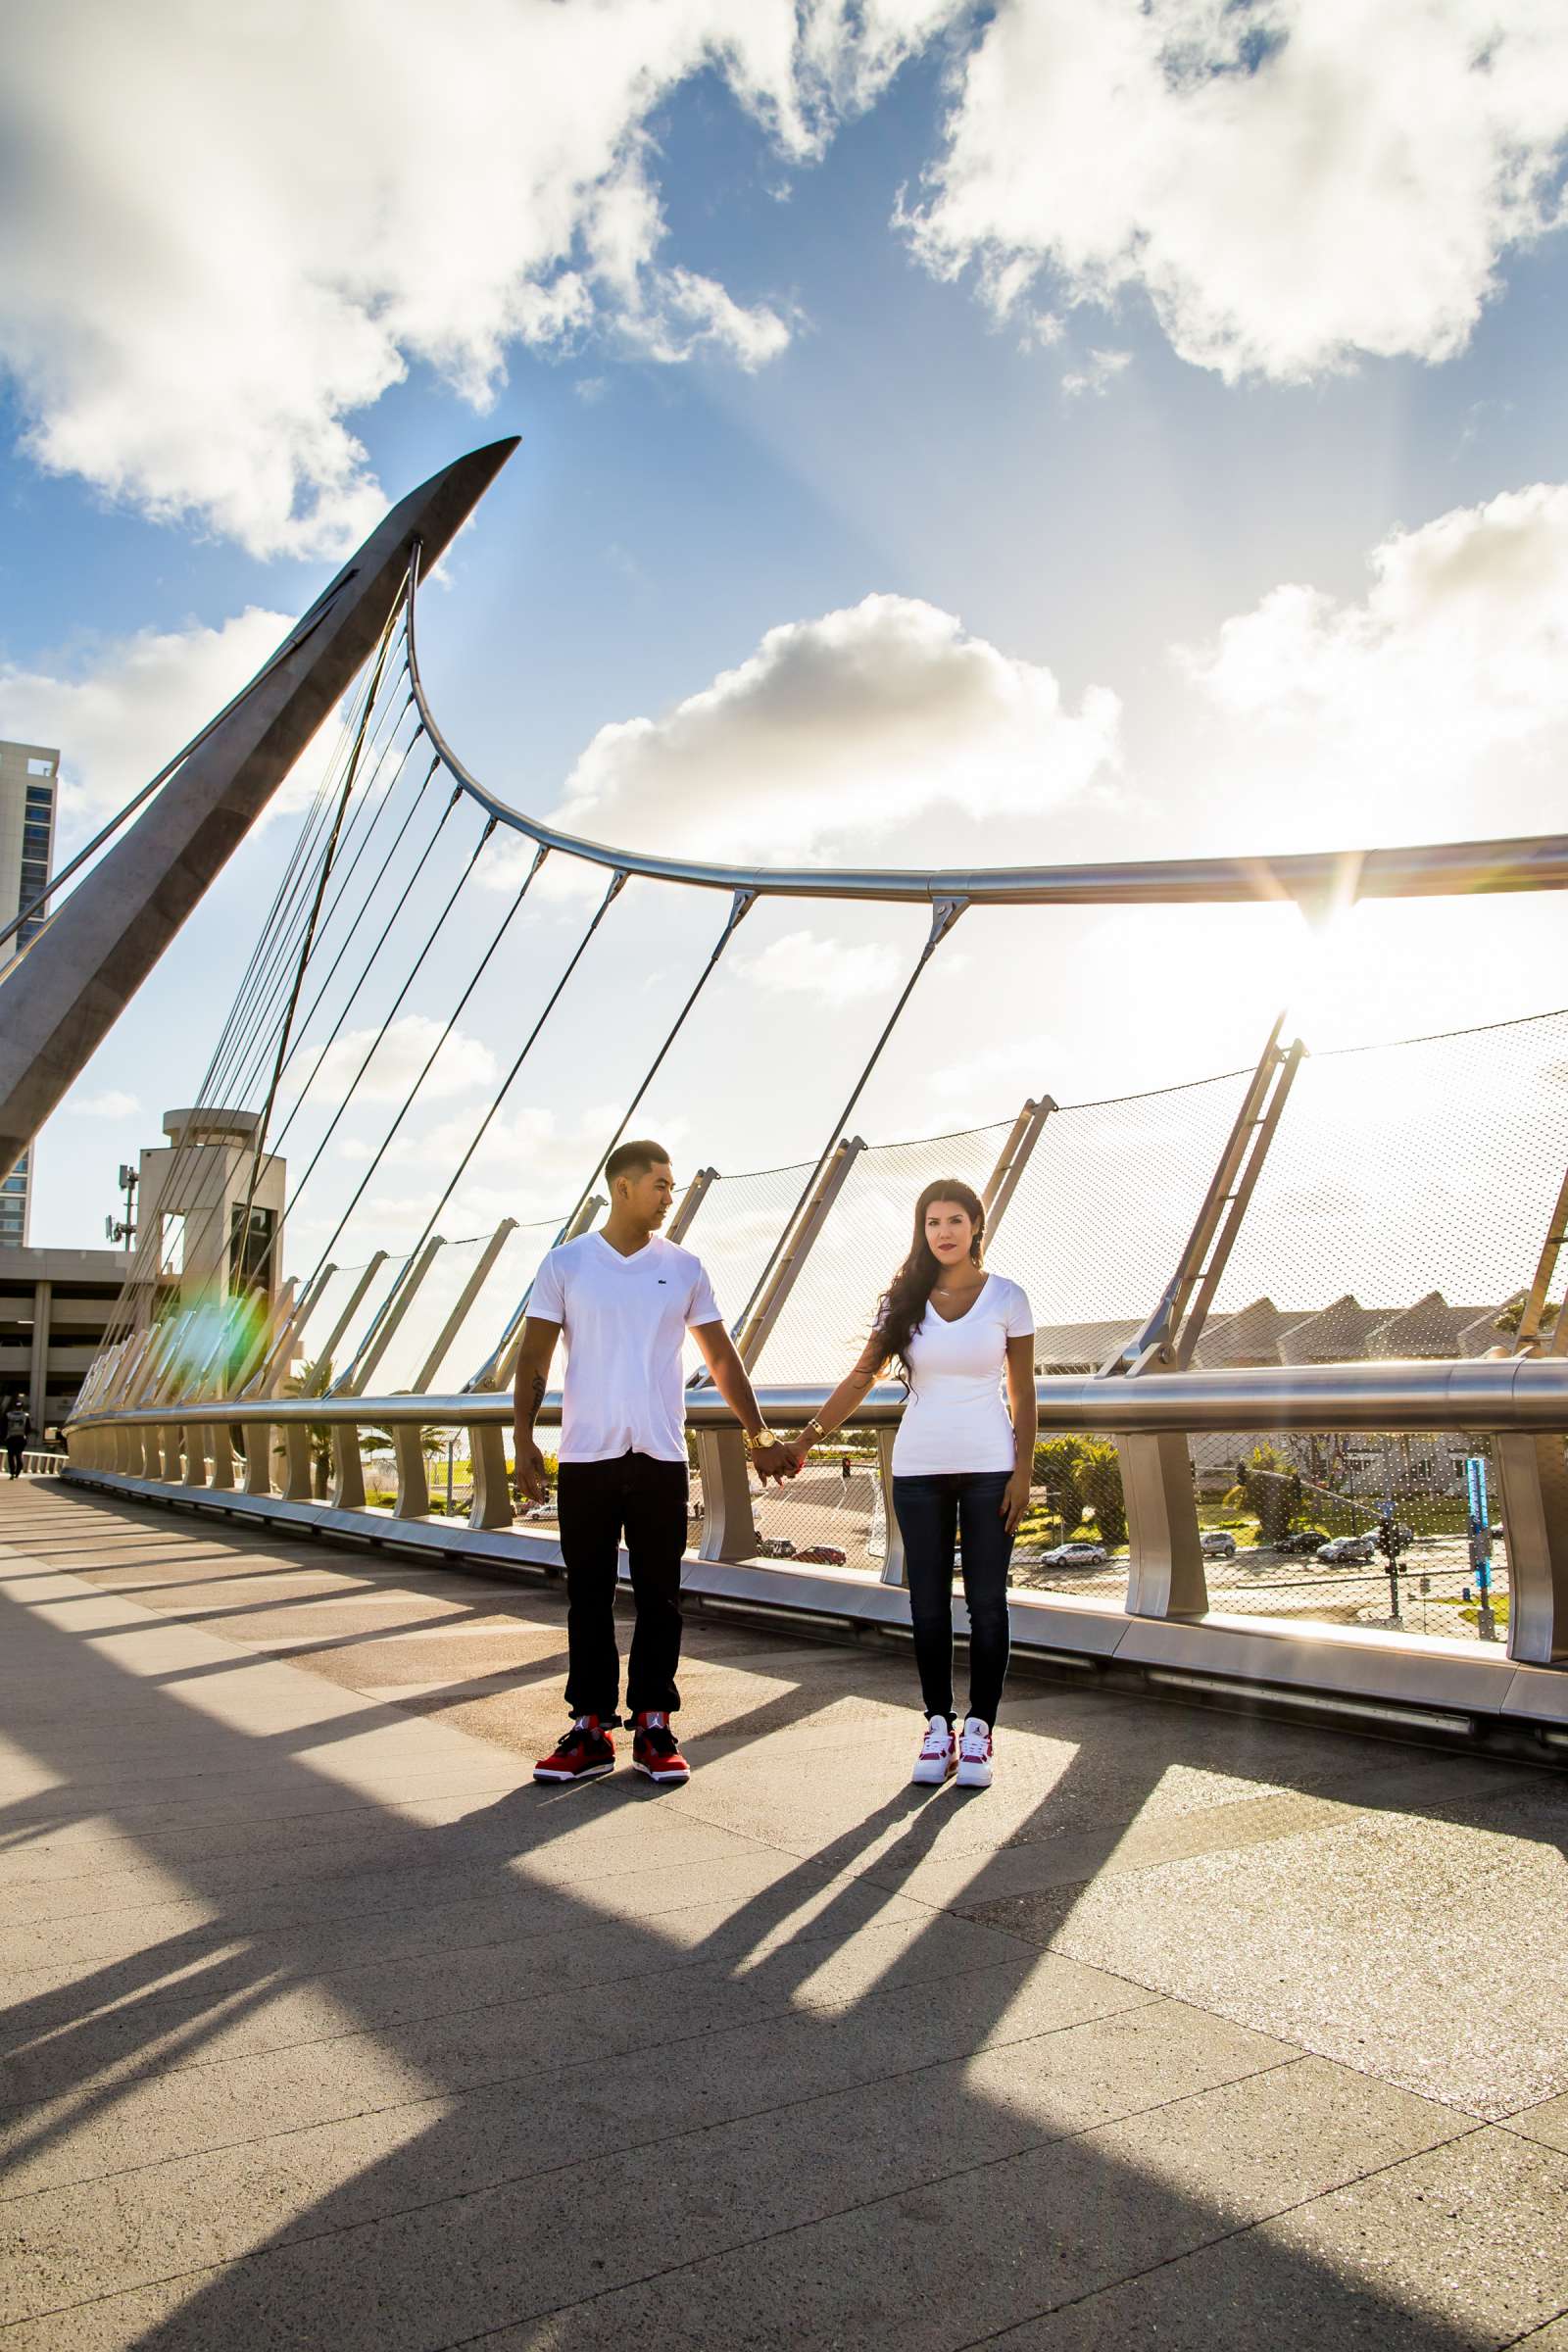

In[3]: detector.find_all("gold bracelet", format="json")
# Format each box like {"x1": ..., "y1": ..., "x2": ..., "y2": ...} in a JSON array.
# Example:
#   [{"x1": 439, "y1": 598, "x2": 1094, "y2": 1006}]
[{"x1": 802, "y1": 1416, "x2": 828, "y2": 1445}]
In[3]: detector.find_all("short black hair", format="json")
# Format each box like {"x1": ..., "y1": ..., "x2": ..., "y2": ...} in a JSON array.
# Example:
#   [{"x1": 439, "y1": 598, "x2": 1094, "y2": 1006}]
[{"x1": 605, "y1": 1139, "x2": 671, "y2": 1185}]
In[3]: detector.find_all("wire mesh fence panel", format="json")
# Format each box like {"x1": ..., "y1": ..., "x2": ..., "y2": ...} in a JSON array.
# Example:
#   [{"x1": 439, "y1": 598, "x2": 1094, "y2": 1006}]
[
  {"x1": 995, "y1": 1069, "x2": 1257, "y2": 1364},
  {"x1": 365, "y1": 1233, "x2": 495, "y2": 1394},
  {"x1": 1184, "y1": 1427, "x2": 1509, "y2": 1643},
  {"x1": 420, "y1": 1215, "x2": 568, "y2": 1390},
  {"x1": 752, "y1": 1123, "x2": 1011, "y2": 1386},
  {"x1": 742, "y1": 1436, "x2": 884, "y2": 1572},
  {"x1": 1208, "y1": 1008, "x2": 1568, "y2": 1349},
  {"x1": 675, "y1": 1160, "x2": 810, "y2": 1375},
  {"x1": 1009, "y1": 1436, "x2": 1131, "y2": 1605}
]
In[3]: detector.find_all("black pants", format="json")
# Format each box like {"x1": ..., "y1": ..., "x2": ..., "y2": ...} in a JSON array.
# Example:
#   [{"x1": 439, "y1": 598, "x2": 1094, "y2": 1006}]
[
  {"x1": 892, "y1": 1469, "x2": 1015, "y2": 1727},
  {"x1": 557, "y1": 1450, "x2": 688, "y2": 1722},
  {"x1": 5, "y1": 1440, "x2": 23, "y2": 1479}
]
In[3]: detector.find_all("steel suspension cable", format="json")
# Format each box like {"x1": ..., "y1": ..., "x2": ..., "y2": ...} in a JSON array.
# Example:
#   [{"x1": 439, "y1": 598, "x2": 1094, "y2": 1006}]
[
  {"x1": 554, "y1": 887, "x2": 757, "y2": 1244},
  {"x1": 729, "y1": 900, "x2": 967, "y2": 1342},
  {"x1": 260, "y1": 794, "x2": 481, "y2": 1254},
  {"x1": 266, "y1": 761, "x2": 446, "y2": 1148},
  {"x1": 230, "y1": 619, "x2": 405, "y2": 1271},
  {"x1": 88, "y1": 623, "x2": 403, "y2": 1361},
  {"x1": 268, "y1": 744, "x2": 438, "y2": 1114},
  {"x1": 311, "y1": 856, "x2": 614, "y2": 1307}
]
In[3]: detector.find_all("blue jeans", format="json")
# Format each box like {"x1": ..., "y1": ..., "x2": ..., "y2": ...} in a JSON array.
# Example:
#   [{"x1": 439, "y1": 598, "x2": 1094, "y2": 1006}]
[{"x1": 892, "y1": 1469, "x2": 1014, "y2": 1727}]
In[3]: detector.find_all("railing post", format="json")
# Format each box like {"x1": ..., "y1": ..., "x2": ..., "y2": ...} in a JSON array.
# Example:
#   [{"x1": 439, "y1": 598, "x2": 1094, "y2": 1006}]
[
  {"x1": 477, "y1": 1194, "x2": 606, "y2": 1393},
  {"x1": 1105, "y1": 1018, "x2": 1303, "y2": 1621},
  {"x1": 339, "y1": 1237, "x2": 446, "y2": 1396},
  {"x1": 1119, "y1": 1434, "x2": 1207, "y2": 1619},
  {"x1": 667, "y1": 1166, "x2": 718, "y2": 1246},
  {"x1": 272, "y1": 1253, "x2": 384, "y2": 1396},
  {"x1": 281, "y1": 1420, "x2": 314, "y2": 1503},
  {"x1": 412, "y1": 1220, "x2": 516, "y2": 1393},
  {"x1": 731, "y1": 1137, "x2": 865, "y2": 1373},
  {"x1": 695, "y1": 1428, "x2": 760, "y2": 1565},
  {"x1": 393, "y1": 1423, "x2": 431, "y2": 1519},
  {"x1": 208, "y1": 1420, "x2": 236, "y2": 1492},
  {"x1": 875, "y1": 1430, "x2": 906, "y2": 1587},
  {"x1": 1493, "y1": 1434, "x2": 1568, "y2": 1663},
  {"x1": 468, "y1": 1421, "x2": 513, "y2": 1530},
  {"x1": 182, "y1": 1422, "x2": 210, "y2": 1489},
  {"x1": 244, "y1": 1418, "x2": 275, "y2": 1496},
  {"x1": 981, "y1": 1097, "x2": 1055, "y2": 1240},
  {"x1": 329, "y1": 1422, "x2": 367, "y2": 1510}
]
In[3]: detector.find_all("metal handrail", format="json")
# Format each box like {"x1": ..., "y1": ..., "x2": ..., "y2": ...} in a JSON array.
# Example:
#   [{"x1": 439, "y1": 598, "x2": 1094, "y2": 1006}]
[{"x1": 69, "y1": 1354, "x2": 1568, "y2": 1436}]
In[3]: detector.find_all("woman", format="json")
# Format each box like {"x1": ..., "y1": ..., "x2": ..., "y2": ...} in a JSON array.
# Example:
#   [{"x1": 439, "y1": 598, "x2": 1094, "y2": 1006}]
[{"x1": 785, "y1": 1180, "x2": 1036, "y2": 1788}]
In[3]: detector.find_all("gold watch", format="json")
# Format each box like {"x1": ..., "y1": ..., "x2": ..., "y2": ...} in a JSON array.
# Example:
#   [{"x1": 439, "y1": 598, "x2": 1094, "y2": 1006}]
[{"x1": 743, "y1": 1425, "x2": 782, "y2": 1454}]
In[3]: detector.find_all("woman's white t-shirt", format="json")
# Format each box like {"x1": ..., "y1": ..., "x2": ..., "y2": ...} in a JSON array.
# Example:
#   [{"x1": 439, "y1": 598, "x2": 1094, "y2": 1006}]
[{"x1": 889, "y1": 1272, "x2": 1035, "y2": 1478}]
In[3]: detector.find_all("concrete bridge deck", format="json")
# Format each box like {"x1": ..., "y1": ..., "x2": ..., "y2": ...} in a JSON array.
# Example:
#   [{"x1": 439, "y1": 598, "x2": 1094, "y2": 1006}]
[{"x1": 1, "y1": 1479, "x2": 1566, "y2": 2350}]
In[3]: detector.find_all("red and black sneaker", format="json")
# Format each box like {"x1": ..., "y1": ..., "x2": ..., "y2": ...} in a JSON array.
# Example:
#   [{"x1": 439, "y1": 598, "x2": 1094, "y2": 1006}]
[
  {"x1": 533, "y1": 1715, "x2": 615, "y2": 1784},
  {"x1": 631, "y1": 1710, "x2": 689, "y2": 1785}
]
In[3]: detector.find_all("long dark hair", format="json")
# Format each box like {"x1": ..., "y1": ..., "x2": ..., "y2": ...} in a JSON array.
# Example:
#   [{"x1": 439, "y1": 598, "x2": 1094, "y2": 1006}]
[{"x1": 871, "y1": 1178, "x2": 986, "y2": 1390}]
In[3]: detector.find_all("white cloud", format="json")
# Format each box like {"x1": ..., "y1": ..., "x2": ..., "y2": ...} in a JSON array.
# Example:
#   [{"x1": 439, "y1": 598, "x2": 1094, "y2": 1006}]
[
  {"x1": 311, "y1": 1015, "x2": 497, "y2": 1107},
  {"x1": 1180, "y1": 480, "x2": 1568, "y2": 843},
  {"x1": 0, "y1": 609, "x2": 291, "y2": 824},
  {"x1": 0, "y1": 1, "x2": 952, "y2": 556},
  {"x1": 904, "y1": 0, "x2": 1568, "y2": 382},
  {"x1": 552, "y1": 592, "x2": 1120, "y2": 860},
  {"x1": 1060, "y1": 347, "x2": 1130, "y2": 399},
  {"x1": 65, "y1": 1088, "x2": 140, "y2": 1119},
  {"x1": 735, "y1": 929, "x2": 903, "y2": 1004}
]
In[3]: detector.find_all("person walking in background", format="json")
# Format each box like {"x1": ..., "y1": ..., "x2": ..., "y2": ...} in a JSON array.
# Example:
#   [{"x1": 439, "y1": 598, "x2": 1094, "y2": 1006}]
[
  {"x1": 4, "y1": 1397, "x2": 30, "y2": 1479},
  {"x1": 783, "y1": 1180, "x2": 1035, "y2": 1789},
  {"x1": 514, "y1": 1140, "x2": 794, "y2": 1787}
]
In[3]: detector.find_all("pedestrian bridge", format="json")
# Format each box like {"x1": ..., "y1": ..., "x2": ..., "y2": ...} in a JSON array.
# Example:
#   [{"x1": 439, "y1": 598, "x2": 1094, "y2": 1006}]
[
  {"x1": 8, "y1": 436, "x2": 1568, "y2": 1746},
  {"x1": 3, "y1": 1474, "x2": 1566, "y2": 2348}
]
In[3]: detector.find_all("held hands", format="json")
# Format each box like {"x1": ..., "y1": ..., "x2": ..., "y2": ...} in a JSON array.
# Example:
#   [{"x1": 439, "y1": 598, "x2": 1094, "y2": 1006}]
[
  {"x1": 1001, "y1": 1464, "x2": 1031, "y2": 1536},
  {"x1": 749, "y1": 1439, "x2": 798, "y2": 1487}
]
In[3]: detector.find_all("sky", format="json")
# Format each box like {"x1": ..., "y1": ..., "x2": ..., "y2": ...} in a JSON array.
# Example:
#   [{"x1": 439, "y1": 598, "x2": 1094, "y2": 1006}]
[{"x1": 4, "y1": 0, "x2": 1568, "y2": 1314}]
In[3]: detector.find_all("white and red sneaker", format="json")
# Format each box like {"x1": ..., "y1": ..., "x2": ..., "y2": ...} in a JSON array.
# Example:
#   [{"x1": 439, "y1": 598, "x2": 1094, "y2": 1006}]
[
  {"x1": 956, "y1": 1716, "x2": 994, "y2": 1789},
  {"x1": 534, "y1": 1715, "x2": 615, "y2": 1783},
  {"x1": 911, "y1": 1713, "x2": 956, "y2": 1785},
  {"x1": 632, "y1": 1711, "x2": 689, "y2": 1784}
]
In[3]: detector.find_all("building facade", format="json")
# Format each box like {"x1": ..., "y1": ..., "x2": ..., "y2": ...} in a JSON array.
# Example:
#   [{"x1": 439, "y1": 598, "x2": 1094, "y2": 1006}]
[
  {"x1": 0, "y1": 737, "x2": 61, "y2": 1247},
  {"x1": 0, "y1": 1243, "x2": 130, "y2": 1435}
]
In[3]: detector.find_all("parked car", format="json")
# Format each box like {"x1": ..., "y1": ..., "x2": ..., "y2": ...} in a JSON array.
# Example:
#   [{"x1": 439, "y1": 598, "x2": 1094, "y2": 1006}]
[
  {"x1": 520, "y1": 1502, "x2": 557, "y2": 1522},
  {"x1": 1316, "y1": 1535, "x2": 1376, "y2": 1564},
  {"x1": 1200, "y1": 1530, "x2": 1238, "y2": 1558},
  {"x1": 1277, "y1": 1530, "x2": 1330, "y2": 1554},
  {"x1": 794, "y1": 1544, "x2": 848, "y2": 1566},
  {"x1": 758, "y1": 1537, "x2": 797, "y2": 1559},
  {"x1": 1037, "y1": 1539, "x2": 1109, "y2": 1568}
]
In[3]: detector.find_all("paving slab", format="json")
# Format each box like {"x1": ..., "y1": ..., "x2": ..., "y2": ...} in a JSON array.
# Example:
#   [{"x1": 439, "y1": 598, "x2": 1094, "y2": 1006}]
[{"x1": 3, "y1": 1480, "x2": 1566, "y2": 2350}]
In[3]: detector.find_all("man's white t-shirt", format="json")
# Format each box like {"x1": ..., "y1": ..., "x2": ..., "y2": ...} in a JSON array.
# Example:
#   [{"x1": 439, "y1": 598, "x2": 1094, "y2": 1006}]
[
  {"x1": 889, "y1": 1272, "x2": 1035, "y2": 1478},
  {"x1": 530, "y1": 1231, "x2": 721, "y2": 1464}
]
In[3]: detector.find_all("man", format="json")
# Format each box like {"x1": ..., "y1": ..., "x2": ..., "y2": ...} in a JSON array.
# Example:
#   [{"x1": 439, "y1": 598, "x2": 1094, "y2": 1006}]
[
  {"x1": 514, "y1": 1141, "x2": 793, "y2": 1786},
  {"x1": 4, "y1": 1397, "x2": 29, "y2": 1480}
]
